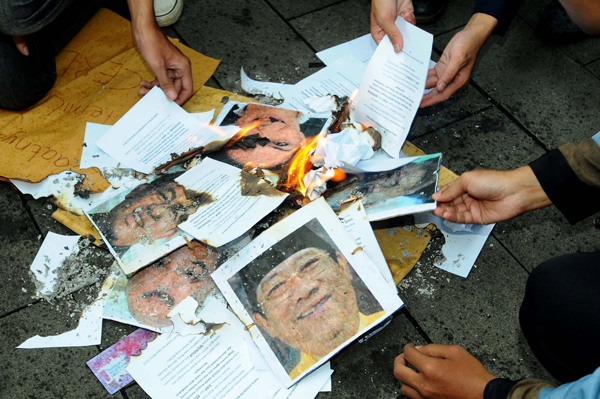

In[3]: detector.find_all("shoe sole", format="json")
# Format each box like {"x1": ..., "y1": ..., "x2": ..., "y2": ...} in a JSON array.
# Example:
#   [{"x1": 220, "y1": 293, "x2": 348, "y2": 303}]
[{"x1": 155, "y1": 0, "x2": 183, "y2": 27}]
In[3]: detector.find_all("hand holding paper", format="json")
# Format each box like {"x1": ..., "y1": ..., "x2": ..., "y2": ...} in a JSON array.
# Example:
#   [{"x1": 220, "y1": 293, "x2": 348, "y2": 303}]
[{"x1": 356, "y1": 18, "x2": 433, "y2": 158}]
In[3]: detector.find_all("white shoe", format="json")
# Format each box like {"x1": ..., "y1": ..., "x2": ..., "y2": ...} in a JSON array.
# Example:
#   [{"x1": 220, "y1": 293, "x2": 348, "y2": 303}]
[{"x1": 154, "y1": 0, "x2": 183, "y2": 27}]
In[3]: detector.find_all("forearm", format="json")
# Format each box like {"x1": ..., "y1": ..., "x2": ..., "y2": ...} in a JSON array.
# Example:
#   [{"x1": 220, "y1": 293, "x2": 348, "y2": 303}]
[
  {"x1": 463, "y1": 12, "x2": 499, "y2": 49},
  {"x1": 508, "y1": 166, "x2": 553, "y2": 215},
  {"x1": 472, "y1": 0, "x2": 525, "y2": 35},
  {"x1": 127, "y1": 0, "x2": 160, "y2": 41}
]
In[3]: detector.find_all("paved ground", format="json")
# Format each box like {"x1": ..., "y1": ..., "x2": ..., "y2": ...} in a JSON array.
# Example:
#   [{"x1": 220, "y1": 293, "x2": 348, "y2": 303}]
[{"x1": 1, "y1": 0, "x2": 599, "y2": 398}]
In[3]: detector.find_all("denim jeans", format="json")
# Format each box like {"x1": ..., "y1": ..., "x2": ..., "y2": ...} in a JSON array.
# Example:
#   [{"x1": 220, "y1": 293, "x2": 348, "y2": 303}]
[{"x1": 0, "y1": 0, "x2": 73, "y2": 110}]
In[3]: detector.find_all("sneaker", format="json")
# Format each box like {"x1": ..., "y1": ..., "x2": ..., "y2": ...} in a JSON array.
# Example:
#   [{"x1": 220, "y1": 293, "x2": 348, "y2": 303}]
[
  {"x1": 537, "y1": 0, "x2": 590, "y2": 44},
  {"x1": 413, "y1": 0, "x2": 447, "y2": 25},
  {"x1": 154, "y1": 0, "x2": 183, "y2": 27}
]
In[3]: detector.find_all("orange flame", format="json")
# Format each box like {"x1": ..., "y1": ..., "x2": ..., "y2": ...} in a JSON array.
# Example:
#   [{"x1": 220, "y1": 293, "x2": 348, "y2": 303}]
[
  {"x1": 285, "y1": 135, "x2": 321, "y2": 196},
  {"x1": 225, "y1": 121, "x2": 261, "y2": 148}
]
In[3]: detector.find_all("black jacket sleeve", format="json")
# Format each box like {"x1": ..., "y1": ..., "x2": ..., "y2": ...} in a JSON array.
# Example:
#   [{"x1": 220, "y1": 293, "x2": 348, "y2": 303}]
[{"x1": 472, "y1": 0, "x2": 526, "y2": 35}]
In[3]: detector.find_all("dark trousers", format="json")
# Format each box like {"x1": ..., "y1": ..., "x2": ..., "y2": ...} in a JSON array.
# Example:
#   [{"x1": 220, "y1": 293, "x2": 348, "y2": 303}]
[
  {"x1": 0, "y1": 0, "x2": 73, "y2": 110},
  {"x1": 520, "y1": 252, "x2": 600, "y2": 383}
]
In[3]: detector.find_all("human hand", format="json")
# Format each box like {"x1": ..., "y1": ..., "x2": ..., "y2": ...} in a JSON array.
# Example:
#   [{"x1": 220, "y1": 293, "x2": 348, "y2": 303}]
[
  {"x1": 394, "y1": 343, "x2": 496, "y2": 399},
  {"x1": 420, "y1": 13, "x2": 497, "y2": 108},
  {"x1": 133, "y1": 24, "x2": 193, "y2": 105},
  {"x1": 12, "y1": 36, "x2": 28, "y2": 56},
  {"x1": 370, "y1": 0, "x2": 415, "y2": 52},
  {"x1": 128, "y1": 0, "x2": 192, "y2": 105},
  {"x1": 432, "y1": 167, "x2": 552, "y2": 225}
]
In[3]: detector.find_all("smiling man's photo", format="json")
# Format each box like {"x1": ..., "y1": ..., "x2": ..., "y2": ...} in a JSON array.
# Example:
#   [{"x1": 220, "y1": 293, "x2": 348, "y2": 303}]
[{"x1": 228, "y1": 219, "x2": 384, "y2": 379}]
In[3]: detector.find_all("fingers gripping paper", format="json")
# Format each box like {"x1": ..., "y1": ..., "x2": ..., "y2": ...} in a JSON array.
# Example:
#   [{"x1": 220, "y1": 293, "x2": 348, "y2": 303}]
[{"x1": 0, "y1": 9, "x2": 220, "y2": 185}]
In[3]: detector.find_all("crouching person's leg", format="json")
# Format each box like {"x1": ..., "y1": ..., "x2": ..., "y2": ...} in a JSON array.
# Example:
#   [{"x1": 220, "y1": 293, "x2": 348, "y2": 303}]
[
  {"x1": 0, "y1": 33, "x2": 56, "y2": 110},
  {"x1": 520, "y1": 252, "x2": 600, "y2": 383},
  {"x1": 0, "y1": 0, "x2": 73, "y2": 110}
]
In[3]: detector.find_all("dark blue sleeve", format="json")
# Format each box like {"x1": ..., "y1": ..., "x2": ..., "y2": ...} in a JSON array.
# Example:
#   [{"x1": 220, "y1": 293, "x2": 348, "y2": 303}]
[{"x1": 472, "y1": 0, "x2": 526, "y2": 35}]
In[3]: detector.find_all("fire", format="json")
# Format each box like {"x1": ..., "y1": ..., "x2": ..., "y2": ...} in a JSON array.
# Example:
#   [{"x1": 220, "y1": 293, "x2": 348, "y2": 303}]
[
  {"x1": 225, "y1": 121, "x2": 261, "y2": 148},
  {"x1": 285, "y1": 134, "x2": 321, "y2": 196}
]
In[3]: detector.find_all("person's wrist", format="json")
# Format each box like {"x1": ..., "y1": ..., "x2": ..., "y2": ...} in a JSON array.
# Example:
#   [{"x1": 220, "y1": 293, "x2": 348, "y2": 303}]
[
  {"x1": 511, "y1": 166, "x2": 552, "y2": 214},
  {"x1": 464, "y1": 13, "x2": 498, "y2": 48}
]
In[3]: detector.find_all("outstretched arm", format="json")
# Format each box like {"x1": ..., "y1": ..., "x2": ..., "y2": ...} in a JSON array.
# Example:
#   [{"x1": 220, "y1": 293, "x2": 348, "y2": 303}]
[
  {"x1": 432, "y1": 166, "x2": 551, "y2": 225},
  {"x1": 127, "y1": 0, "x2": 193, "y2": 105}
]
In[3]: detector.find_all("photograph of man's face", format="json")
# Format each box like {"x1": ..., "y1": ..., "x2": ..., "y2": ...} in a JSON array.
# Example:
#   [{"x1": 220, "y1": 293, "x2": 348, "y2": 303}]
[
  {"x1": 211, "y1": 103, "x2": 328, "y2": 171},
  {"x1": 89, "y1": 172, "x2": 210, "y2": 253},
  {"x1": 125, "y1": 241, "x2": 223, "y2": 328},
  {"x1": 324, "y1": 154, "x2": 441, "y2": 214},
  {"x1": 228, "y1": 219, "x2": 384, "y2": 378}
]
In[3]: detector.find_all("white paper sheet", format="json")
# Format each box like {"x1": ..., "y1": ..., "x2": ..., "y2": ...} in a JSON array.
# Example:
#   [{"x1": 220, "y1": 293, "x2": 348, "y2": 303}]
[
  {"x1": 191, "y1": 109, "x2": 215, "y2": 124},
  {"x1": 241, "y1": 67, "x2": 290, "y2": 100},
  {"x1": 280, "y1": 56, "x2": 366, "y2": 111},
  {"x1": 317, "y1": 34, "x2": 378, "y2": 66},
  {"x1": 355, "y1": 19, "x2": 433, "y2": 158},
  {"x1": 28, "y1": 232, "x2": 81, "y2": 298},
  {"x1": 212, "y1": 198, "x2": 403, "y2": 387},
  {"x1": 177, "y1": 158, "x2": 288, "y2": 247},
  {"x1": 96, "y1": 87, "x2": 240, "y2": 174},
  {"x1": 127, "y1": 308, "x2": 333, "y2": 399},
  {"x1": 80, "y1": 122, "x2": 115, "y2": 170},
  {"x1": 338, "y1": 201, "x2": 396, "y2": 288},
  {"x1": 414, "y1": 213, "x2": 495, "y2": 278}
]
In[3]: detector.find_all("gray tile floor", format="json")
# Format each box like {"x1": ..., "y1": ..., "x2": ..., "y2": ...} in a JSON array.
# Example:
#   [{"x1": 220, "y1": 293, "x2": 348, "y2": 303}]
[{"x1": 1, "y1": 0, "x2": 599, "y2": 398}]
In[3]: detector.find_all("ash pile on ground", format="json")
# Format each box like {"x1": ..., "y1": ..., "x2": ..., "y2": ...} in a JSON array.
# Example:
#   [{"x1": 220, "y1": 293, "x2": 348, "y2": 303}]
[{"x1": 30, "y1": 237, "x2": 115, "y2": 308}]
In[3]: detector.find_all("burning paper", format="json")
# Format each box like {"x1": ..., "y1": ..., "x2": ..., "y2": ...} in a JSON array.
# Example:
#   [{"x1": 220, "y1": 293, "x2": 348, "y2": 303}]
[
  {"x1": 212, "y1": 198, "x2": 403, "y2": 387},
  {"x1": 87, "y1": 329, "x2": 158, "y2": 394},
  {"x1": 96, "y1": 87, "x2": 240, "y2": 174},
  {"x1": 210, "y1": 101, "x2": 331, "y2": 175},
  {"x1": 325, "y1": 153, "x2": 442, "y2": 221},
  {"x1": 355, "y1": 18, "x2": 433, "y2": 158},
  {"x1": 176, "y1": 158, "x2": 288, "y2": 247}
]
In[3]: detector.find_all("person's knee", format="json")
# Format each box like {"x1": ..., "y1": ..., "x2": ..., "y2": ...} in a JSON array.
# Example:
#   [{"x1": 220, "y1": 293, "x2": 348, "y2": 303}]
[
  {"x1": 559, "y1": 0, "x2": 600, "y2": 35},
  {"x1": 0, "y1": 71, "x2": 56, "y2": 111},
  {"x1": 519, "y1": 255, "x2": 569, "y2": 328}
]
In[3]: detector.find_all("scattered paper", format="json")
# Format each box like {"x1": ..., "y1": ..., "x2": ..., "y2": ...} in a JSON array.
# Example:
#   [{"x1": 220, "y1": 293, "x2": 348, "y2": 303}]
[
  {"x1": 241, "y1": 67, "x2": 289, "y2": 99},
  {"x1": 317, "y1": 34, "x2": 378, "y2": 66},
  {"x1": 96, "y1": 87, "x2": 239, "y2": 174},
  {"x1": 28, "y1": 232, "x2": 81, "y2": 298},
  {"x1": 325, "y1": 154, "x2": 442, "y2": 221},
  {"x1": 212, "y1": 197, "x2": 402, "y2": 387},
  {"x1": 127, "y1": 310, "x2": 280, "y2": 399},
  {"x1": 127, "y1": 305, "x2": 333, "y2": 399},
  {"x1": 279, "y1": 56, "x2": 365, "y2": 111},
  {"x1": 355, "y1": 18, "x2": 433, "y2": 158},
  {"x1": 338, "y1": 200, "x2": 396, "y2": 288},
  {"x1": 177, "y1": 158, "x2": 288, "y2": 247},
  {"x1": 87, "y1": 329, "x2": 158, "y2": 394},
  {"x1": 414, "y1": 213, "x2": 495, "y2": 278}
]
